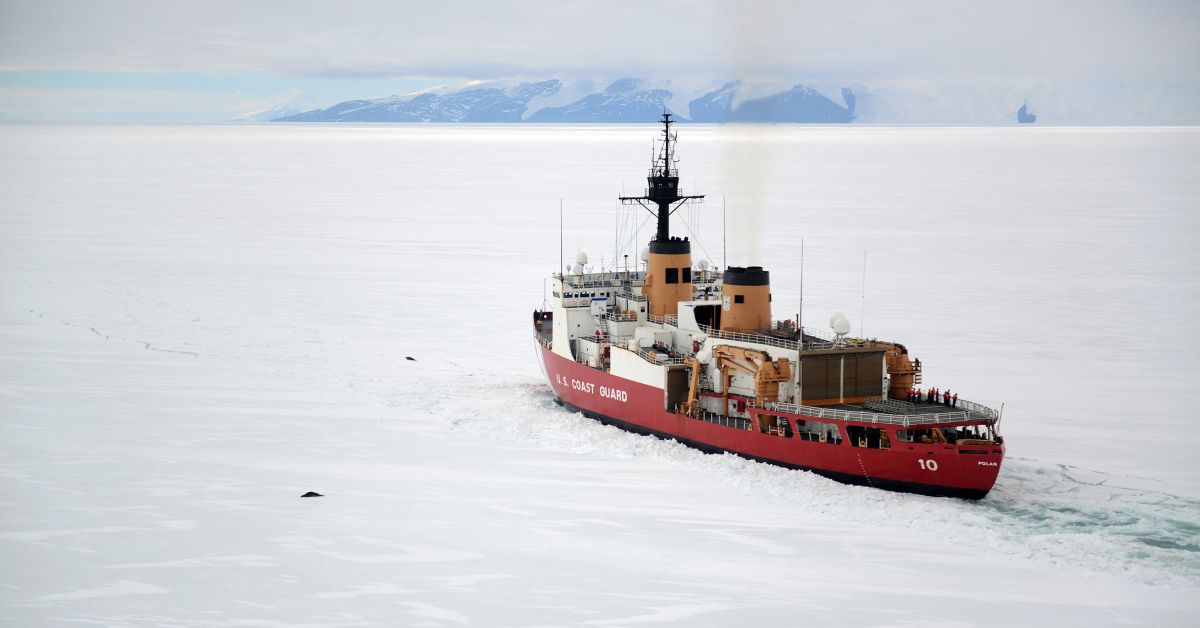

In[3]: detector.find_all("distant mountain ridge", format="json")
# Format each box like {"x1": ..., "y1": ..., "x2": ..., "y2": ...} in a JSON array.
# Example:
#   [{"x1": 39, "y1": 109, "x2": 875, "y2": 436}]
[{"x1": 273, "y1": 79, "x2": 857, "y2": 123}]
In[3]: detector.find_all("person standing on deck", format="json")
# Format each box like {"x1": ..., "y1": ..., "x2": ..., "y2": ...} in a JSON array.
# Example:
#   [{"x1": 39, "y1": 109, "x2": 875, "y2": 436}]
[
  {"x1": 943, "y1": 389, "x2": 952, "y2": 407},
  {"x1": 953, "y1": 392, "x2": 958, "y2": 408}
]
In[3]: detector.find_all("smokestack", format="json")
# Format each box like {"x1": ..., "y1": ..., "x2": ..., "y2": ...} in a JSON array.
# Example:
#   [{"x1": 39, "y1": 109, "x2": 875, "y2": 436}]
[
  {"x1": 645, "y1": 237, "x2": 692, "y2": 317},
  {"x1": 720, "y1": 266, "x2": 771, "y2": 332}
]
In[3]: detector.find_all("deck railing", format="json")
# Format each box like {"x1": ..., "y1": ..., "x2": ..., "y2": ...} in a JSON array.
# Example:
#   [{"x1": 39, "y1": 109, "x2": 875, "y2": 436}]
[
  {"x1": 604, "y1": 311, "x2": 638, "y2": 322},
  {"x1": 647, "y1": 313, "x2": 678, "y2": 326},
  {"x1": 694, "y1": 324, "x2": 899, "y2": 353},
  {"x1": 698, "y1": 325, "x2": 802, "y2": 351},
  {"x1": 693, "y1": 410, "x2": 751, "y2": 431},
  {"x1": 953, "y1": 398, "x2": 999, "y2": 419},
  {"x1": 772, "y1": 400, "x2": 998, "y2": 427},
  {"x1": 630, "y1": 346, "x2": 685, "y2": 365}
]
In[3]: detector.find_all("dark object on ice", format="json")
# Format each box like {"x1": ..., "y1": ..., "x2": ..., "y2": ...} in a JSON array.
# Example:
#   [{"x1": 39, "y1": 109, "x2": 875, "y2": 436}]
[
  {"x1": 406, "y1": 356, "x2": 416, "y2": 361},
  {"x1": 1018, "y1": 103, "x2": 1037, "y2": 123},
  {"x1": 301, "y1": 491, "x2": 323, "y2": 498}
]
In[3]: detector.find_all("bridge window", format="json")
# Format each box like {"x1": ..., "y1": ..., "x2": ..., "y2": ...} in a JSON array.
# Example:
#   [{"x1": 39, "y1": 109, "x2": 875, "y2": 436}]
[
  {"x1": 682, "y1": 267, "x2": 692, "y2": 283},
  {"x1": 665, "y1": 268, "x2": 679, "y2": 284}
]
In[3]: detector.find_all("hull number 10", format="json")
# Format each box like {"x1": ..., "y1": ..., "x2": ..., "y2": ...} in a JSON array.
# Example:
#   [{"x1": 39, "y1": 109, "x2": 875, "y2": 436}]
[{"x1": 918, "y1": 459, "x2": 939, "y2": 471}]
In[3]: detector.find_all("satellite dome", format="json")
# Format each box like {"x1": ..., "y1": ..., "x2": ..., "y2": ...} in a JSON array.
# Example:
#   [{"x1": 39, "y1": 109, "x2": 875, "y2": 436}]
[
  {"x1": 639, "y1": 247, "x2": 650, "y2": 262},
  {"x1": 575, "y1": 250, "x2": 588, "y2": 265},
  {"x1": 831, "y1": 314, "x2": 851, "y2": 335},
  {"x1": 698, "y1": 259, "x2": 710, "y2": 270}
]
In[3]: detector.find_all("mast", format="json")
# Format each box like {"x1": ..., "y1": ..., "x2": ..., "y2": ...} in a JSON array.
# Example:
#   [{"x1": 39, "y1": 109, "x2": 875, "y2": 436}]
[
  {"x1": 619, "y1": 112, "x2": 704, "y2": 243},
  {"x1": 619, "y1": 112, "x2": 706, "y2": 317}
]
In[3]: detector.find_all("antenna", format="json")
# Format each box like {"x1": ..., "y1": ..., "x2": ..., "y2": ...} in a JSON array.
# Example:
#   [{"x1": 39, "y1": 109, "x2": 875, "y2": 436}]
[
  {"x1": 661, "y1": 114, "x2": 671, "y2": 178},
  {"x1": 799, "y1": 237, "x2": 804, "y2": 344},
  {"x1": 860, "y1": 250, "x2": 867, "y2": 338},
  {"x1": 722, "y1": 195, "x2": 727, "y2": 270},
  {"x1": 613, "y1": 197, "x2": 618, "y2": 273},
  {"x1": 559, "y1": 200, "x2": 564, "y2": 279}
]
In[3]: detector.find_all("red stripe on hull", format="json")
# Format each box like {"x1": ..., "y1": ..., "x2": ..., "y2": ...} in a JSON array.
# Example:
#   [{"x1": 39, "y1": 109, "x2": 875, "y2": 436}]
[{"x1": 537, "y1": 343, "x2": 1003, "y2": 499}]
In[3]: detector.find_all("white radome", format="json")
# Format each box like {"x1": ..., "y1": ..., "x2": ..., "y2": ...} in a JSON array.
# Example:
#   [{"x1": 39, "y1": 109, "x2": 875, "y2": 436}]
[
  {"x1": 575, "y1": 250, "x2": 588, "y2": 265},
  {"x1": 831, "y1": 313, "x2": 851, "y2": 335}
]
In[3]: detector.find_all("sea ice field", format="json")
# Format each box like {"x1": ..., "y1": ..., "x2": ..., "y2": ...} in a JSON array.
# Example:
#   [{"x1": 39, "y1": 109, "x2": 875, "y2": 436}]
[{"x1": 1, "y1": 123, "x2": 1198, "y2": 626}]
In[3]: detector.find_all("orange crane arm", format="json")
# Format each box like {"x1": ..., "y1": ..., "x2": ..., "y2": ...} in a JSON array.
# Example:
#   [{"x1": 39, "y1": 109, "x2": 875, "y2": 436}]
[
  {"x1": 711, "y1": 345, "x2": 792, "y2": 411},
  {"x1": 679, "y1": 357, "x2": 702, "y2": 417}
]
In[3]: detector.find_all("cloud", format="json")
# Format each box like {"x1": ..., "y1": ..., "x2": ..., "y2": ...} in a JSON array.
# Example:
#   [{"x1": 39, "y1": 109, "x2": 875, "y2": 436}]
[{"x1": 1, "y1": 0, "x2": 1196, "y2": 84}]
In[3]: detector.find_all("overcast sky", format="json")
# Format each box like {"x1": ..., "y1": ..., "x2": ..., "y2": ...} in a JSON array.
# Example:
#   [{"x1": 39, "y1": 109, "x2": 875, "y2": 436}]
[{"x1": 1, "y1": 0, "x2": 1196, "y2": 121}]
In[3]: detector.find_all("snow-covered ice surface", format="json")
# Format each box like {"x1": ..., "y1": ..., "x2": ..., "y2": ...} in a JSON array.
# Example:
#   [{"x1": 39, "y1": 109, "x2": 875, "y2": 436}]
[{"x1": 1, "y1": 124, "x2": 1198, "y2": 626}]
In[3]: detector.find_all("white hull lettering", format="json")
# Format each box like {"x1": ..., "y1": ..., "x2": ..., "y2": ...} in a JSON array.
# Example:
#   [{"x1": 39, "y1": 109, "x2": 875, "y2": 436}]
[
  {"x1": 555, "y1": 374, "x2": 627, "y2": 402},
  {"x1": 599, "y1": 386, "x2": 628, "y2": 402}
]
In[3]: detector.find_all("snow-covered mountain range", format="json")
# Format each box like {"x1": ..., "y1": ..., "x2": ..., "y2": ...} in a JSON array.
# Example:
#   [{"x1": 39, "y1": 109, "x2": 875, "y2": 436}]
[
  {"x1": 272, "y1": 79, "x2": 857, "y2": 123},
  {"x1": 263, "y1": 77, "x2": 1200, "y2": 125}
]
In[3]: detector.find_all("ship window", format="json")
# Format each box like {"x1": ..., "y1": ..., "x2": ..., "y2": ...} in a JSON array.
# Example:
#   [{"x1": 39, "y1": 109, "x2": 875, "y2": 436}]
[
  {"x1": 734, "y1": 295, "x2": 745, "y2": 304},
  {"x1": 899, "y1": 425, "x2": 992, "y2": 445},
  {"x1": 553, "y1": 291, "x2": 560, "y2": 297},
  {"x1": 665, "y1": 268, "x2": 679, "y2": 284},
  {"x1": 769, "y1": 293, "x2": 772, "y2": 302},
  {"x1": 847, "y1": 426, "x2": 891, "y2": 449},
  {"x1": 755, "y1": 413, "x2": 793, "y2": 438},
  {"x1": 682, "y1": 267, "x2": 692, "y2": 283},
  {"x1": 795, "y1": 419, "x2": 842, "y2": 445}
]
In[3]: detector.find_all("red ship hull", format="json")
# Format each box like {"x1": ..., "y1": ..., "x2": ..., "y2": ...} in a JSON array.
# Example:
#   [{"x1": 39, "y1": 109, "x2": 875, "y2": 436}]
[{"x1": 538, "y1": 343, "x2": 1003, "y2": 499}]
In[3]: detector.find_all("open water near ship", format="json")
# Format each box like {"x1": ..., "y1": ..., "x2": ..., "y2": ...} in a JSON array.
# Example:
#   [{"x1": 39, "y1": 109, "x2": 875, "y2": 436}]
[{"x1": 2, "y1": 123, "x2": 1198, "y2": 625}]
